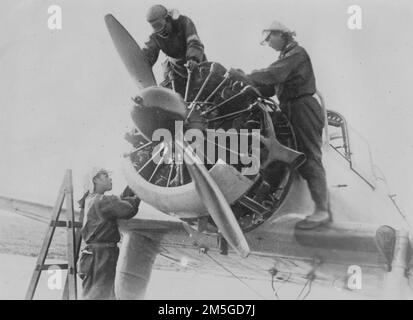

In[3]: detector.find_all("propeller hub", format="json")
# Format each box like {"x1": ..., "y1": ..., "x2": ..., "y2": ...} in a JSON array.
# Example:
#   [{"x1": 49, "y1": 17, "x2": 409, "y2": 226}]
[{"x1": 131, "y1": 86, "x2": 187, "y2": 140}]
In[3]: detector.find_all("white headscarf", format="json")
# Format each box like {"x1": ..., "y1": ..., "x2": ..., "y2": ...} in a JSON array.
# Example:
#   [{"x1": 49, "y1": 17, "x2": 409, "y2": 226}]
[
  {"x1": 260, "y1": 20, "x2": 296, "y2": 45},
  {"x1": 83, "y1": 167, "x2": 111, "y2": 194}
]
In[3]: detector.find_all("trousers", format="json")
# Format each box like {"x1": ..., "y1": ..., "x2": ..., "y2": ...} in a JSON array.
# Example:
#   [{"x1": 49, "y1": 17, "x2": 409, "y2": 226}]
[
  {"x1": 78, "y1": 245, "x2": 119, "y2": 300},
  {"x1": 281, "y1": 95, "x2": 328, "y2": 211}
]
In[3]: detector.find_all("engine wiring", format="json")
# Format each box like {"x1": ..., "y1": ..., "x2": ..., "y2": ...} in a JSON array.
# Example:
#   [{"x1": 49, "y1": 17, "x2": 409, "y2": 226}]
[
  {"x1": 295, "y1": 255, "x2": 322, "y2": 300},
  {"x1": 296, "y1": 271, "x2": 316, "y2": 300},
  {"x1": 269, "y1": 268, "x2": 292, "y2": 300}
]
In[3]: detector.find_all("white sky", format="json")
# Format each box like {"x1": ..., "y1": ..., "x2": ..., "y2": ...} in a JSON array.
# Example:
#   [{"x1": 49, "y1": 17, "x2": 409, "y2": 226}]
[{"x1": 0, "y1": 0, "x2": 412, "y2": 219}]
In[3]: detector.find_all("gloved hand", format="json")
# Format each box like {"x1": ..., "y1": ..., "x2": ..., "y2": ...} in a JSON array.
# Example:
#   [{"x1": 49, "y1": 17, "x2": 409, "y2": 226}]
[
  {"x1": 228, "y1": 67, "x2": 247, "y2": 81},
  {"x1": 121, "y1": 186, "x2": 136, "y2": 198},
  {"x1": 185, "y1": 59, "x2": 198, "y2": 71},
  {"x1": 120, "y1": 186, "x2": 141, "y2": 208}
]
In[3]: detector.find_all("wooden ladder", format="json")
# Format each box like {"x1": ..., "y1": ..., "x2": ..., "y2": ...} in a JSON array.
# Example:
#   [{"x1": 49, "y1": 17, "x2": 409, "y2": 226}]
[{"x1": 25, "y1": 169, "x2": 84, "y2": 300}]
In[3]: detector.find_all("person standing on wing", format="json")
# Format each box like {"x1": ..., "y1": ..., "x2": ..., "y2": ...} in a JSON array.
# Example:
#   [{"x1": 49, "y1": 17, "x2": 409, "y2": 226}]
[{"x1": 229, "y1": 21, "x2": 329, "y2": 229}]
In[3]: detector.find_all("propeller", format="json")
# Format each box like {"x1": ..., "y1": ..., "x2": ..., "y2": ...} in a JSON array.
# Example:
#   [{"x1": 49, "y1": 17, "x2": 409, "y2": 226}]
[
  {"x1": 130, "y1": 88, "x2": 250, "y2": 257},
  {"x1": 105, "y1": 14, "x2": 250, "y2": 257},
  {"x1": 176, "y1": 140, "x2": 250, "y2": 258},
  {"x1": 104, "y1": 14, "x2": 157, "y2": 89}
]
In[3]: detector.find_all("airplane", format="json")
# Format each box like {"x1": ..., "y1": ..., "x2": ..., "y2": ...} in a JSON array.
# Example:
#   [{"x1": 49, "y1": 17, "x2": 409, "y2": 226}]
[{"x1": 1, "y1": 13, "x2": 412, "y2": 300}]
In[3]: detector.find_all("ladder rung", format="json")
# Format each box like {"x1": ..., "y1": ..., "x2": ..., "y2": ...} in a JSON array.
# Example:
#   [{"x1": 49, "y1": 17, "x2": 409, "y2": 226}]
[
  {"x1": 37, "y1": 264, "x2": 69, "y2": 271},
  {"x1": 50, "y1": 221, "x2": 83, "y2": 228}
]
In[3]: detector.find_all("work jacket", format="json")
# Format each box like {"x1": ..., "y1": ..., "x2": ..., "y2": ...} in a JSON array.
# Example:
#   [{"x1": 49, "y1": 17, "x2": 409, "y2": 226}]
[
  {"x1": 248, "y1": 41, "x2": 317, "y2": 103},
  {"x1": 142, "y1": 14, "x2": 206, "y2": 68},
  {"x1": 81, "y1": 194, "x2": 140, "y2": 244}
]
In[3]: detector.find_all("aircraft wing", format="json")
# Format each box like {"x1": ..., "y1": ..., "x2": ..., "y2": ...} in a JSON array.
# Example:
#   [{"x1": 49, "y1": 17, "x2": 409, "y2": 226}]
[
  {"x1": 1, "y1": 195, "x2": 411, "y2": 299},
  {"x1": 0, "y1": 195, "x2": 80, "y2": 223},
  {"x1": 118, "y1": 213, "x2": 412, "y2": 299}
]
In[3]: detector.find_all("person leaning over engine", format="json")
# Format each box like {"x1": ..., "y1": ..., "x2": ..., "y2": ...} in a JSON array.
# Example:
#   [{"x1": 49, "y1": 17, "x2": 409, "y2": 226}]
[
  {"x1": 77, "y1": 167, "x2": 141, "y2": 300},
  {"x1": 142, "y1": 4, "x2": 207, "y2": 95},
  {"x1": 229, "y1": 21, "x2": 329, "y2": 229}
]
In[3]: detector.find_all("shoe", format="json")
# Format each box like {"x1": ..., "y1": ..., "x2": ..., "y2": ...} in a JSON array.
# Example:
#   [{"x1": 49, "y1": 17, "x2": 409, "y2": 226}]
[{"x1": 296, "y1": 210, "x2": 330, "y2": 230}]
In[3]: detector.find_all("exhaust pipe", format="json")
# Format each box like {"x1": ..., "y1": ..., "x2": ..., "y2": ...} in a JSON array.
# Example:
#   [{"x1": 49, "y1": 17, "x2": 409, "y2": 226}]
[
  {"x1": 264, "y1": 137, "x2": 306, "y2": 170},
  {"x1": 259, "y1": 103, "x2": 306, "y2": 170}
]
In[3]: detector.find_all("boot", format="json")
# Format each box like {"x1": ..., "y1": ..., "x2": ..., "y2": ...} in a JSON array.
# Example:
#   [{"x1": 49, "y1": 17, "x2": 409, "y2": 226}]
[{"x1": 296, "y1": 209, "x2": 330, "y2": 230}]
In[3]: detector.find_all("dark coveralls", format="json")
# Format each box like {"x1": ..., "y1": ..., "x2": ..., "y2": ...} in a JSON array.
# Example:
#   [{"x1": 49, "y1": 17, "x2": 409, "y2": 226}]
[
  {"x1": 248, "y1": 41, "x2": 328, "y2": 212},
  {"x1": 78, "y1": 193, "x2": 140, "y2": 300},
  {"x1": 142, "y1": 14, "x2": 206, "y2": 95}
]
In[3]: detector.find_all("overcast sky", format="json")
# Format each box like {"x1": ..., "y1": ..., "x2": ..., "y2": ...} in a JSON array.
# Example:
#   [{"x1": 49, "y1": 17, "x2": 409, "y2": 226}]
[{"x1": 0, "y1": 0, "x2": 412, "y2": 218}]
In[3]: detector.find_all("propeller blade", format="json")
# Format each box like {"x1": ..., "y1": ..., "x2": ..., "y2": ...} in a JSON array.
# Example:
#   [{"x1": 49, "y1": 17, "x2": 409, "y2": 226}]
[
  {"x1": 104, "y1": 14, "x2": 157, "y2": 89},
  {"x1": 176, "y1": 140, "x2": 250, "y2": 258}
]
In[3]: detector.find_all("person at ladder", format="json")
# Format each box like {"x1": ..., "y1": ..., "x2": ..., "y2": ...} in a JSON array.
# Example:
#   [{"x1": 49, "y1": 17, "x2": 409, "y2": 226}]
[{"x1": 77, "y1": 167, "x2": 141, "y2": 300}]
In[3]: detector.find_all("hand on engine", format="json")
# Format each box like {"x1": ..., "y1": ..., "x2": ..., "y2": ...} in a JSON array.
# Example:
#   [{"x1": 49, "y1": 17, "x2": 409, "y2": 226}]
[
  {"x1": 185, "y1": 59, "x2": 199, "y2": 71},
  {"x1": 120, "y1": 186, "x2": 136, "y2": 198},
  {"x1": 228, "y1": 68, "x2": 248, "y2": 81}
]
